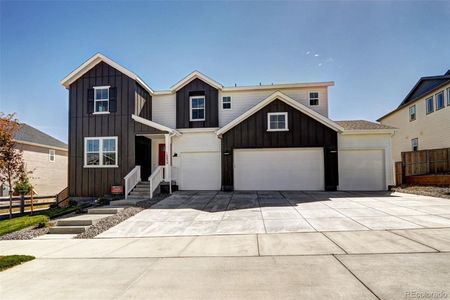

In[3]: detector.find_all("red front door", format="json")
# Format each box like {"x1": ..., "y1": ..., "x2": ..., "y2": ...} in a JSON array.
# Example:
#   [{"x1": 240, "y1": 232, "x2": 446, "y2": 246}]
[{"x1": 158, "y1": 144, "x2": 165, "y2": 166}]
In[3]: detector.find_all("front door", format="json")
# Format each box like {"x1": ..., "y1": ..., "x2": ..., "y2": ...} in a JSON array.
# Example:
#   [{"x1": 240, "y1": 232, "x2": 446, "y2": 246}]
[
  {"x1": 158, "y1": 144, "x2": 165, "y2": 166},
  {"x1": 135, "y1": 136, "x2": 152, "y2": 180}
]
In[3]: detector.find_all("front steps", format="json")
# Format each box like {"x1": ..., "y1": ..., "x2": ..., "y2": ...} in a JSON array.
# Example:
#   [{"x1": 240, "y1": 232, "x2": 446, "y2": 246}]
[{"x1": 48, "y1": 208, "x2": 123, "y2": 235}]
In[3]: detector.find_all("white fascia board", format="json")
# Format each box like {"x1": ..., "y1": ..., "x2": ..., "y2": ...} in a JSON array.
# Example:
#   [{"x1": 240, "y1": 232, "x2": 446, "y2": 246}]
[
  {"x1": 131, "y1": 114, "x2": 181, "y2": 136},
  {"x1": 340, "y1": 129, "x2": 395, "y2": 135},
  {"x1": 222, "y1": 81, "x2": 335, "y2": 92},
  {"x1": 216, "y1": 91, "x2": 344, "y2": 136},
  {"x1": 170, "y1": 71, "x2": 224, "y2": 92},
  {"x1": 61, "y1": 53, "x2": 154, "y2": 95},
  {"x1": 15, "y1": 140, "x2": 68, "y2": 152}
]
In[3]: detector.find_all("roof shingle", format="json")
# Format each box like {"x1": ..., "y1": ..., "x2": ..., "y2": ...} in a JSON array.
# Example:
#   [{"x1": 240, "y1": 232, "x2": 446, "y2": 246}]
[
  {"x1": 14, "y1": 124, "x2": 68, "y2": 149},
  {"x1": 334, "y1": 120, "x2": 395, "y2": 130}
]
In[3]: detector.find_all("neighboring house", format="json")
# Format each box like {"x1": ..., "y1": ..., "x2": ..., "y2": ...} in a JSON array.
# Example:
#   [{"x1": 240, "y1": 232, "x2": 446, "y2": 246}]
[
  {"x1": 378, "y1": 70, "x2": 450, "y2": 162},
  {"x1": 0, "y1": 124, "x2": 68, "y2": 196},
  {"x1": 61, "y1": 53, "x2": 394, "y2": 199}
]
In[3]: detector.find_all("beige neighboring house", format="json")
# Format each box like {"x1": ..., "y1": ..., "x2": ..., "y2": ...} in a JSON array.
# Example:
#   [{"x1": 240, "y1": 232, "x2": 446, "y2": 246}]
[
  {"x1": 1, "y1": 124, "x2": 68, "y2": 196},
  {"x1": 378, "y1": 69, "x2": 450, "y2": 162}
]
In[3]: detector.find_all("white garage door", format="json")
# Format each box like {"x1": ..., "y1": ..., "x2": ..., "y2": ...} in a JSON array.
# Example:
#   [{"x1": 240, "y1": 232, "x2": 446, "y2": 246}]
[
  {"x1": 180, "y1": 152, "x2": 221, "y2": 190},
  {"x1": 234, "y1": 148, "x2": 324, "y2": 190},
  {"x1": 339, "y1": 149, "x2": 385, "y2": 191}
]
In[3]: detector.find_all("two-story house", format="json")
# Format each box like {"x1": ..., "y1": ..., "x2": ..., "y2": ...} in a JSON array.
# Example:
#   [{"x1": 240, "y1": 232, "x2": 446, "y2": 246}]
[
  {"x1": 61, "y1": 54, "x2": 394, "y2": 200},
  {"x1": 378, "y1": 70, "x2": 450, "y2": 162}
]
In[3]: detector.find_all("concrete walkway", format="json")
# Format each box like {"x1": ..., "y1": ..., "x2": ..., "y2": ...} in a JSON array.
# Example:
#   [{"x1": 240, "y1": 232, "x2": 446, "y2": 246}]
[
  {"x1": 98, "y1": 191, "x2": 450, "y2": 237},
  {"x1": 1, "y1": 227, "x2": 450, "y2": 299}
]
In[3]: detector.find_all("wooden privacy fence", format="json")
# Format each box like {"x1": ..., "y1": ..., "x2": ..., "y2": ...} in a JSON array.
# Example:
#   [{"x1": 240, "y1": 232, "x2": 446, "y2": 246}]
[{"x1": 401, "y1": 148, "x2": 450, "y2": 176}]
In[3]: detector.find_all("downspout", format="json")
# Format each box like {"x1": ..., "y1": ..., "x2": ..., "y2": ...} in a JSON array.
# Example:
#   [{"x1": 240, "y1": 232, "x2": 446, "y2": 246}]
[{"x1": 165, "y1": 131, "x2": 177, "y2": 194}]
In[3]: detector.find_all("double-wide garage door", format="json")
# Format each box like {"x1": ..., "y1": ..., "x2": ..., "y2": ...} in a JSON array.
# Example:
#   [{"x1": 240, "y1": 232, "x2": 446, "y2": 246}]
[{"x1": 234, "y1": 148, "x2": 324, "y2": 190}]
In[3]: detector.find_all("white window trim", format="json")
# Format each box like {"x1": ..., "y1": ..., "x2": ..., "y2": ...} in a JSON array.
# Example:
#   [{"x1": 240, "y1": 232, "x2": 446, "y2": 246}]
[
  {"x1": 84, "y1": 136, "x2": 118, "y2": 168},
  {"x1": 409, "y1": 105, "x2": 416, "y2": 122},
  {"x1": 93, "y1": 86, "x2": 110, "y2": 114},
  {"x1": 49, "y1": 149, "x2": 56, "y2": 162},
  {"x1": 222, "y1": 96, "x2": 232, "y2": 110},
  {"x1": 189, "y1": 96, "x2": 206, "y2": 121},
  {"x1": 426, "y1": 96, "x2": 434, "y2": 114},
  {"x1": 435, "y1": 91, "x2": 444, "y2": 110},
  {"x1": 267, "y1": 112, "x2": 289, "y2": 132},
  {"x1": 309, "y1": 92, "x2": 319, "y2": 106}
]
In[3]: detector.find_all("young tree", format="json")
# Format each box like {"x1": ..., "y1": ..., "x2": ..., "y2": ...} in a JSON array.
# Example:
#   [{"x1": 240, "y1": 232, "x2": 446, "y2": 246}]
[{"x1": 0, "y1": 113, "x2": 25, "y2": 218}]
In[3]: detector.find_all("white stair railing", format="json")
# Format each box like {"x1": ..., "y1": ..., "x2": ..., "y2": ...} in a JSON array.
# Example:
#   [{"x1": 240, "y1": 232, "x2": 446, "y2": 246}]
[
  {"x1": 149, "y1": 166, "x2": 164, "y2": 199},
  {"x1": 124, "y1": 166, "x2": 141, "y2": 199}
]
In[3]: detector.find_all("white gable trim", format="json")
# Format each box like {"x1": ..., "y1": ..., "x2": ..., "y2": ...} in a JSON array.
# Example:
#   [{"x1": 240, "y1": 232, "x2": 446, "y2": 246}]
[
  {"x1": 131, "y1": 114, "x2": 181, "y2": 136},
  {"x1": 61, "y1": 53, "x2": 154, "y2": 95},
  {"x1": 170, "y1": 71, "x2": 223, "y2": 92},
  {"x1": 216, "y1": 91, "x2": 344, "y2": 136}
]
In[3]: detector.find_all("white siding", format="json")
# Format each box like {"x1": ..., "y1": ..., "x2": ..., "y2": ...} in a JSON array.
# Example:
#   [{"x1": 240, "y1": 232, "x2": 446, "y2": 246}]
[
  {"x1": 380, "y1": 82, "x2": 450, "y2": 162},
  {"x1": 338, "y1": 133, "x2": 394, "y2": 189},
  {"x1": 219, "y1": 87, "x2": 329, "y2": 127},
  {"x1": 152, "y1": 94, "x2": 176, "y2": 128}
]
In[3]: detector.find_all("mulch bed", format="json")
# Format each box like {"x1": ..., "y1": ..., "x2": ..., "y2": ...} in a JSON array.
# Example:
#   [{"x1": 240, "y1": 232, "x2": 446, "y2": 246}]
[{"x1": 392, "y1": 185, "x2": 450, "y2": 200}]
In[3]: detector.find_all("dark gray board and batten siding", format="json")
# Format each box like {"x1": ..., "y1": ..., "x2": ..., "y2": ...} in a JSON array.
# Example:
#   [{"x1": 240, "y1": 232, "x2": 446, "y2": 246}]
[
  {"x1": 176, "y1": 78, "x2": 219, "y2": 129},
  {"x1": 221, "y1": 99, "x2": 339, "y2": 191},
  {"x1": 68, "y1": 61, "x2": 158, "y2": 198}
]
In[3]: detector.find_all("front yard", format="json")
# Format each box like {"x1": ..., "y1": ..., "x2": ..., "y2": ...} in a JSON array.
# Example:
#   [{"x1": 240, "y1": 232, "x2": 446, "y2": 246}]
[{"x1": 0, "y1": 255, "x2": 35, "y2": 271}]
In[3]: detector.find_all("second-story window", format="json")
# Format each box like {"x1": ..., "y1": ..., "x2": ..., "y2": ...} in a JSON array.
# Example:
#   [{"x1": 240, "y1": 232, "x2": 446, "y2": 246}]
[
  {"x1": 436, "y1": 91, "x2": 444, "y2": 110},
  {"x1": 94, "y1": 86, "x2": 110, "y2": 113},
  {"x1": 222, "y1": 96, "x2": 232, "y2": 110},
  {"x1": 426, "y1": 97, "x2": 434, "y2": 114},
  {"x1": 309, "y1": 92, "x2": 319, "y2": 106},
  {"x1": 447, "y1": 88, "x2": 450, "y2": 106},
  {"x1": 411, "y1": 138, "x2": 418, "y2": 152},
  {"x1": 267, "y1": 112, "x2": 288, "y2": 131},
  {"x1": 190, "y1": 96, "x2": 205, "y2": 121},
  {"x1": 409, "y1": 105, "x2": 416, "y2": 121},
  {"x1": 49, "y1": 149, "x2": 56, "y2": 162}
]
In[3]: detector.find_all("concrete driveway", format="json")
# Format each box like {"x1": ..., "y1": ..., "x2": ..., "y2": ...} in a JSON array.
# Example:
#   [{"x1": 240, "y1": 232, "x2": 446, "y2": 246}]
[{"x1": 98, "y1": 191, "x2": 450, "y2": 238}]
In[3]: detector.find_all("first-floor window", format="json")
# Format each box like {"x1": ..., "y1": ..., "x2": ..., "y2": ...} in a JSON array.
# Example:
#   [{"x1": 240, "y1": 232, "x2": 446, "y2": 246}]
[
  {"x1": 85, "y1": 137, "x2": 118, "y2": 167},
  {"x1": 411, "y1": 138, "x2": 419, "y2": 152},
  {"x1": 436, "y1": 91, "x2": 444, "y2": 110},
  {"x1": 267, "y1": 112, "x2": 288, "y2": 131},
  {"x1": 426, "y1": 97, "x2": 434, "y2": 114},
  {"x1": 49, "y1": 149, "x2": 56, "y2": 162}
]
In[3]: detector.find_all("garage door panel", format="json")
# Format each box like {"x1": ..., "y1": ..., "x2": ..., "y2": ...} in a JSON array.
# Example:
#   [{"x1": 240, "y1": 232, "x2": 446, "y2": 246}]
[
  {"x1": 339, "y1": 149, "x2": 385, "y2": 191},
  {"x1": 234, "y1": 148, "x2": 324, "y2": 190},
  {"x1": 180, "y1": 152, "x2": 221, "y2": 190}
]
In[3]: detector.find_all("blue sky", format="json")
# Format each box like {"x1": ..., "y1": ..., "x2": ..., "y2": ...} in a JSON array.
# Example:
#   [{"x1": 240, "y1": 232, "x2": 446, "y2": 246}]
[{"x1": 1, "y1": 1, "x2": 449, "y2": 142}]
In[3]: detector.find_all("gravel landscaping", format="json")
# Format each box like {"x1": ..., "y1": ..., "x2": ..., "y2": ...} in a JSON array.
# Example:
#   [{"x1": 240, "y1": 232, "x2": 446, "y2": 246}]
[
  {"x1": 393, "y1": 185, "x2": 450, "y2": 199},
  {"x1": 0, "y1": 226, "x2": 50, "y2": 240}
]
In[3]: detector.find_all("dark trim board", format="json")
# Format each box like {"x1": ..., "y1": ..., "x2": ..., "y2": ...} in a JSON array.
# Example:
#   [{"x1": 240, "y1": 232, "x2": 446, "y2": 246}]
[{"x1": 221, "y1": 99, "x2": 338, "y2": 191}]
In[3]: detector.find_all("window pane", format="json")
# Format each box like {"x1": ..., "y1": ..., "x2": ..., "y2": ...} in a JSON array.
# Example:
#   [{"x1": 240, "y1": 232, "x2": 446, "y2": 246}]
[
  {"x1": 95, "y1": 88, "x2": 108, "y2": 100},
  {"x1": 103, "y1": 153, "x2": 116, "y2": 165},
  {"x1": 310, "y1": 92, "x2": 319, "y2": 98},
  {"x1": 192, "y1": 98, "x2": 204, "y2": 109},
  {"x1": 103, "y1": 139, "x2": 116, "y2": 152},
  {"x1": 223, "y1": 96, "x2": 231, "y2": 103},
  {"x1": 278, "y1": 114, "x2": 286, "y2": 122},
  {"x1": 270, "y1": 121, "x2": 278, "y2": 129},
  {"x1": 96, "y1": 101, "x2": 108, "y2": 112},
  {"x1": 87, "y1": 140, "x2": 99, "y2": 152},
  {"x1": 101, "y1": 88, "x2": 108, "y2": 99},
  {"x1": 197, "y1": 109, "x2": 204, "y2": 119},
  {"x1": 87, "y1": 153, "x2": 99, "y2": 165},
  {"x1": 95, "y1": 89, "x2": 102, "y2": 100},
  {"x1": 223, "y1": 103, "x2": 231, "y2": 109}
]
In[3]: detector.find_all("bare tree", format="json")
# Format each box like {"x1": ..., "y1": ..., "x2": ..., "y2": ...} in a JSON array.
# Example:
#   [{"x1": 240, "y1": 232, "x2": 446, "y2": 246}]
[{"x1": 0, "y1": 113, "x2": 25, "y2": 218}]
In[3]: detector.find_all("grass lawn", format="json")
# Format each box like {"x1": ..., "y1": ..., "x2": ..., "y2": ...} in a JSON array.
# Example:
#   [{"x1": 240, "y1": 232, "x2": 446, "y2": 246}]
[
  {"x1": 0, "y1": 255, "x2": 35, "y2": 271},
  {"x1": 0, "y1": 215, "x2": 49, "y2": 236}
]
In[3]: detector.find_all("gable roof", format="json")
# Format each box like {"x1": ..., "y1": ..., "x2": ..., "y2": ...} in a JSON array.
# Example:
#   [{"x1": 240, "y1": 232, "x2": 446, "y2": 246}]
[
  {"x1": 378, "y1": 69, "x2": 450, "y2": 121},
  {"x1": 335, "y1": 120, "x2": 395, "y2": 131},
  {"x1": 170, "y1": 70, "x2": 224, "y2": 92},
  {"x1": 15, "y1": 124, "x2": 68, "y2": 150},
  {"x1": 216, "y1": 91, "x2": 344, "y2": 136},
  {"x1": 61, "y1": 53, "x2": 154, "y2": 95}
]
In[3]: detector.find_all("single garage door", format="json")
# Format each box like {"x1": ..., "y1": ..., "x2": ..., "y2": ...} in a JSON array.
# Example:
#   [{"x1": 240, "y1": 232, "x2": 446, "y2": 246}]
[
  {"x1": 179, "y1": 152, "x2": 221, "y2": 190},
  {"x1": 234, "y1": 148, "x2": 324, "y2": 190},
  {"x1": 339, "y1": 149, "x2": 385, "y2": 191}
]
